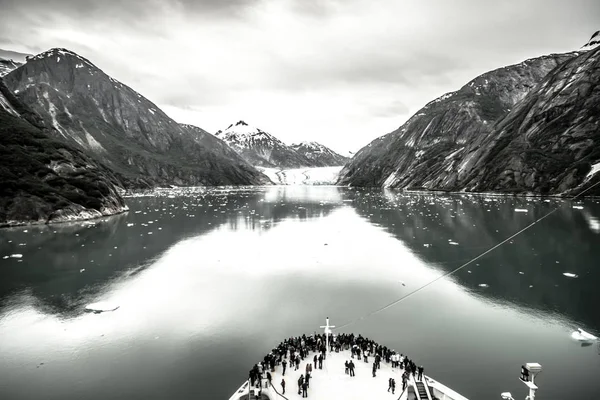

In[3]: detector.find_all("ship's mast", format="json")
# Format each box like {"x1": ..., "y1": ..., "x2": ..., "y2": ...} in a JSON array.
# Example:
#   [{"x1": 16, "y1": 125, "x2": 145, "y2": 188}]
[{"x1": 320, "y1": 317, "x2": 335, "y2": 357}]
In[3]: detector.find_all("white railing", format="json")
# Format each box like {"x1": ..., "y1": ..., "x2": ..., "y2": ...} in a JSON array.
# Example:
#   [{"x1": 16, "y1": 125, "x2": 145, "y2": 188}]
[{"x1": 425, "y1": 376, "x2": 469, "y2": 400}]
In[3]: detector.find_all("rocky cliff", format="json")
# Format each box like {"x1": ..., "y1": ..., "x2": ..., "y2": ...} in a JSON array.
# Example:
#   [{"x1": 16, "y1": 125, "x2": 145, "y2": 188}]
[
  {"x1": 290, "y1": 141, "x2": 349, "y2": 167},
  {"x1": 4, "y1": 48, "x2": 270, "y2": 188},
  {"x1": 0, "y1": 78, "x2": 128, "y2": 227},
  {"x1": 463, "y1": 46, "x2": 600, "y2": 195},
  {"x1": 215, "y1": 120, "x2": 314, "y2": 168},
  {"x1": 337, "y1": 50, "x2": 600, "y2": 195}
]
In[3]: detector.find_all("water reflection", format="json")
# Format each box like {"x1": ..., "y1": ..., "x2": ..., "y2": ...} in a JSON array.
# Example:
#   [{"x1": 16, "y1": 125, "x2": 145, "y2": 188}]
[
  {"x1": 0, "y1": 187, "x2": 343, "y2": 317},
  {"x1": 1, "y1": 187, "x2": 599, "y2": 400},
  {"x1": 348, "y1": 189, "x2": 600, "y2": 332}
]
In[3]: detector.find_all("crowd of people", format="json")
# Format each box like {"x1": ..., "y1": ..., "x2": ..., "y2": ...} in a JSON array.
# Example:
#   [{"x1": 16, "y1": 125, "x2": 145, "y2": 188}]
[{"x1": 247, "y1": 332, "x2": 426, "y2": 398}]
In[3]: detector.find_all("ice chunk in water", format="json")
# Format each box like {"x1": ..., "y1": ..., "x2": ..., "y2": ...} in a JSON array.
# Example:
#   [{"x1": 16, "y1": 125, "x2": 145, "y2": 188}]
[
  {"x1": 85, "y1": 302, "x2": 120, "y2": 313},
  {"x1": 478, "y1": 283, "x2": 489, "y2": 287},
  {"x1": 514, "y1": 209, "x2": 528, "y2": 213},
  {"x1": 571, "y1": 328, "x2": 597, "y2": 341},
  {"x1": 563, "y1": 272, "x2": 578, "y2": 278},
  {"x1": 10, "y1": 254, "x2": 23, "y2": 258}
]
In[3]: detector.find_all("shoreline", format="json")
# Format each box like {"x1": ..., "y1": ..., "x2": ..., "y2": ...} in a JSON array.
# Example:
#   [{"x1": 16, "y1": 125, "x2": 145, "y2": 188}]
[{"x1": 0, "y1": 207, "x2": 130, "y2": 229}]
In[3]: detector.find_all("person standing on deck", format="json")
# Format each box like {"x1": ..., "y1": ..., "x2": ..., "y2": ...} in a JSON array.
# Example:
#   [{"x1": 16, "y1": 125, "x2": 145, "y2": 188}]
[
  {"x1": 402, "y1": 373, "x2": 408, "y2": 391},
  {"x1": 345, "y1": 360, "x2": 349, "y2": 374},
  {"x1": 318, "y1": 353, "x2": 323, "y2": 369},
  {"x1": 391, "y1": 378, "x2": 396, "y2": 394},
  {"x1": 282, "y1": 359, "x2": 287, "y2": 376},
  {"x1": 388, "y1": 378, "x2": 393, "y2": 392},
  {"x1": 375, "y1": 354, "x2": 381, "y2": 370},
  {"x1": 302, "y1": 380, "x2": 308, "y2": 398},
  {"x1": 295, "y1": 355, "x2": 300, "y2": 371},
  {"x1": 297, "y1": 374, "x2": 304, "y2": 395},
  {"x1": 418, "y1": 366, "x2": 424, "y2": 381},
  {"x1": 306, "y1": 363, "x2": 310, "y2": 375},
  {"x1": 372, "y1": 361, "x2": 377, "y2": 377},
  {"x1": 313, "y1": 354, "x2": 318, "y2": 369},
  {"x1": 349, "y1": 360, "x2": 355, "y2": 377},
  {"x1": 281, "y1": 378, "x2": 286, "y2": 395},
  {"x1": 357, "y1": 347, "x2": 361, "y2": 360},
  {"x1": 305, "y1": 371, "x2": 311, "y2": 388},
  {"x1": 266, "y1": 371, "x2": 272, "y2": 388}
]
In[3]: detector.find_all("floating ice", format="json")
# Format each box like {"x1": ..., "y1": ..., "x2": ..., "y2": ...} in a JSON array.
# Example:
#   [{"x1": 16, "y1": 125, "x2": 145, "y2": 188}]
[
  {"x1": 10, "y1": 254, "x2": 23, "y2": 258},
  {"x1": 571, "y1": 328, "x2": 598, "y2": 342},
  {"x1": 80, "y1": 269, "x2": 85, "y2": 273},
  {"x1": 573, "y1": 205, "x2": 584, "y2": 210},
  {"x1": 449, "y1": 241, "x2": 459, "y2": 245},
  {"x1": 563, "y1": 272, "x2": 578, "y2": 278},
  {"x1": 127, "y1": 223, "x2": 135, "y2": 227},
  {"x1": 514, "y1": 209, "x2": 528, "y2": 213},
  {"x1": 85, "y1": 302, "x2": 120, "y2": 313},
  {"x1": 478, "y1": 284, "x2": 489, "y2": 288}
]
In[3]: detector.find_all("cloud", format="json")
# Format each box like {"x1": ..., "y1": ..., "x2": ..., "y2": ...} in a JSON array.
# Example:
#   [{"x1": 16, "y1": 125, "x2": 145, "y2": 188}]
[{"x1": 1, "y1": 0, "x2": 599, "y2": 154}]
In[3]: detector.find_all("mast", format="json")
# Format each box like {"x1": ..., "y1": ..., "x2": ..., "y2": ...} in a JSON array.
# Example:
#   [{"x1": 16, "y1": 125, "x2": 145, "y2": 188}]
[{"x1": 320, "y1": 317, "x2": 335, "y2": 357}]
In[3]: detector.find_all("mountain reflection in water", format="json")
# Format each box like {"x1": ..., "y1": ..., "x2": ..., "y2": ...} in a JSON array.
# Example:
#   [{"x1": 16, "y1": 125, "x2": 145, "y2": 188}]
[{"x1": 0, "y1": 186, "x2": 598, "y2": 400}]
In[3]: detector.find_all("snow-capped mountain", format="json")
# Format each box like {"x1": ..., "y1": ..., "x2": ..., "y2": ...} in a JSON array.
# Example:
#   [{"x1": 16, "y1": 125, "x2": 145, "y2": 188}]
[
  {"x1": 216, "y1": 121, "x2": 348, "y2": 168},
  {"x1": 4, "y1": 48, "x2": 269, "y2": 187},
  {"x1": 215, "y1": 120, "x2": 313, "y2": 168},
  {"x1": 290, "y1": 141, "x2": 349, "y2": 167}
]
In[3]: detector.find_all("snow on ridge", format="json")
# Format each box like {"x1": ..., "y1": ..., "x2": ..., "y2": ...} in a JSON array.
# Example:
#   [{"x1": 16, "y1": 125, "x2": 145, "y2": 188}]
[
  {"x1": 586, "y1": 161, "x2": 600, "y2": 180},
  {"x1": 0, "y1": 91, "x2": 19, "y2": 117},
  {"x1": 217, "y1": 120, "x2": 283, "y2": 149}
]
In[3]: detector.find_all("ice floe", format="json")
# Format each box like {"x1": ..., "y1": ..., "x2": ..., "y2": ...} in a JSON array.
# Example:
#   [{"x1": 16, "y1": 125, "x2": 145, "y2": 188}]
[
  {"x1": 85, "y1": 302, "x2": 119, "y2": 313},
  {"x1": 514, "y1": 208, "x2": 528, "y2": 213},
  {"x1": 478, "y1": 283, "x2": 489, "y2": 288},
  {"x1": 563, "y1": 272, "x2": 579, "y2": 278},
  {"x1": 571, "y1": 328, "x2": 598, "y2": 342}
]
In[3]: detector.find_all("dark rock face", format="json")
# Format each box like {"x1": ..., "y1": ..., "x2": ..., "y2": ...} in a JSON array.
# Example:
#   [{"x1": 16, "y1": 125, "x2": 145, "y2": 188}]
[
  {"x1": 4, "y1": 48, "x2": 269, "y2": 188},
  {"x1": 290, "y1": 141, "x2": 349, "y2": 167},
  {"x1": 463, "y1": 47, "x2": 600, "y2": 196},
  {"x1": 337, "y1": 51, "x2": 594, "y2": 194},
  {"x1": 215, "y1": 120, "x2": 314, "y2": 168},
  {"x1": 0, "y1": 78, "x2": 128, "y2": 226}
]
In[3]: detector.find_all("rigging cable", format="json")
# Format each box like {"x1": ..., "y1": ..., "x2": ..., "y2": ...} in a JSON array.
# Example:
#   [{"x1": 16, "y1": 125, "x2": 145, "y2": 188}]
[{"x1": 334, "y1": 180, "x2": 600, "y2": 331}]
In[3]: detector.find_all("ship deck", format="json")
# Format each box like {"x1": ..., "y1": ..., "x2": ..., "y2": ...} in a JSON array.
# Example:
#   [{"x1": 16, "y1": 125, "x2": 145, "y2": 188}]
[{"x1": 229, "y1": 349, "x2": 468, "y2": 400}]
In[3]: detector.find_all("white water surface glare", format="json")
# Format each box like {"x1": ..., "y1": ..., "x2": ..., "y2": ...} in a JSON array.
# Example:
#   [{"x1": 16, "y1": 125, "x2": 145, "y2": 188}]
[{"x1": 0, "y1": 186, "x2": 599, "y2": 400}]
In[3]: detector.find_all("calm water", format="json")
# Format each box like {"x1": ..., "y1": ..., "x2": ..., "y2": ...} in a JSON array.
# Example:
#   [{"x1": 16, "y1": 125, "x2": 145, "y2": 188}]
[{"x1": 1, "y1": 186, "x2": 599, "y2": 400}]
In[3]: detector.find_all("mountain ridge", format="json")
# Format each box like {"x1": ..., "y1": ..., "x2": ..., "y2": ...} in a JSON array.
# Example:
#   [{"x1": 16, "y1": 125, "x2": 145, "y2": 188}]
[
  {"x1": 4, "y1": 48, "x2": 270, "y2": 188},
  {"x1": 0, "y1": 77, "x2": 128, "y2": 226},
  {"x1": 337, "y1": 50, "x2": 590, "y2": 194},
  {"x1": 215, "y1": 120, "x2": 345, "y2": 168}
]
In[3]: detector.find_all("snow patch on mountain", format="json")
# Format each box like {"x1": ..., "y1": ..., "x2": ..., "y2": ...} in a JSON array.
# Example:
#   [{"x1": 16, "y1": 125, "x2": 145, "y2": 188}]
[
  {"x1": 216, "y1": 120, "x2": 280, "y2": 150},
  {"x1": 0, "y1": 90, "x2": 19, "y2": 117}
]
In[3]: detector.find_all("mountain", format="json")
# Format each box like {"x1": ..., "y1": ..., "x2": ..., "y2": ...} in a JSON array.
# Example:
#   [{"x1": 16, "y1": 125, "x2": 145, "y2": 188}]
[
  {"x1": 582, "y1": 31, "x2": 600, "y2": 50},
  {"x1": 0, "y1": 77, "x2": 128, "y2": 227},
  {"x1": 0, "y1": 59, "x2": 22, "y2": 77},
  {"x1": 215, "y1": 120, "x2": 313, "y2": 168},
  {"x1": 290, "y1": 141, "x2": 349, "y2": 167},
  {"x1": 337, "y1": 51, "x2": 582, "y2": 192},
  {"x1": 0, "y1": 49, "x2": 31, "y2": 77},
  {"x1": 3, "y1": 48, "x2": 270, "y2": 188},
  {"x1": 462, "y1": 46, "x2": 600, "y2": 196}
]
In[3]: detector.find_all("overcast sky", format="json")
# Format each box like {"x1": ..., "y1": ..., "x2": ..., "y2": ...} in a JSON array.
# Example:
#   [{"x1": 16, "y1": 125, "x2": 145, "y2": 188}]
[{"x1": 1, "y1": 0, "x2": 598, "y2": 154}]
